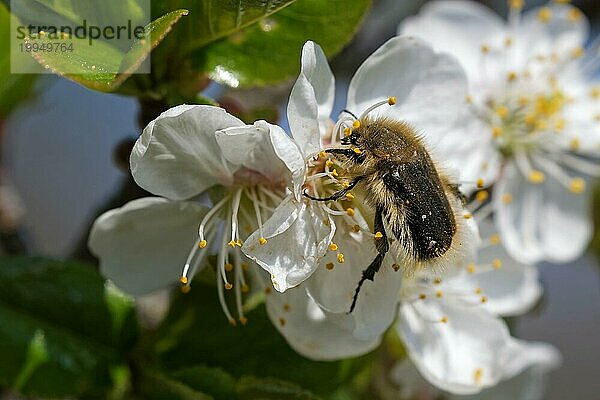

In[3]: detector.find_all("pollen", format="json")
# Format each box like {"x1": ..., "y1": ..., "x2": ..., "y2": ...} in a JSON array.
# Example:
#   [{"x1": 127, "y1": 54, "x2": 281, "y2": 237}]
[
  {"x1": 224, "y1": 263, "x2": 233, "y2": 272},
  {"x1": 509, "y1": 0, "x2": 523, "y2": 9},
  {"x1": 392, "y1": 263, "x2": 401, "y2": 272},
  {"x1": 528, "y1": 170, "x2": 546, "y2": 184},
  {"x1": 352, "y1": 120, "x2": 361, "y2": 129},
  {"x1": 476, "y1": 178, "x2": 485, "y2": 189},
  {"x1": 179, "y1": 276, "x2": 189, "y2": 285},
  {"x1": 440, "y1": 316, "x2": 448, "y2": 324},
  {"x1": 436, "y1": 291, "x2": 443, "y2": 298},
  {"x1": 568, "y1": 8, "x2": 582, "y2": 22},
  {"x1": 225, "y1": 283, "x2": 233, "y2": 290},
  {"x1": 345, "y1": 193, "x2": 355, "y2": 200},
  {"x1": 467, "y1": 263, "x2": 476, "y2": 274},
  {"x1": 537, "y1": 7, "x2": 552, "y2": 23},
  {"x1": 318, "y1": 151, "x2": 327, "y2": 159},
  {"x1": 346, "y1": 208, "x2": 355, "y2": 216},
  {"x1": 490, "y1": 234, "x2": 501, "y2": 245},
  {"x1": 474, "y1": 368, "x2": 483, "y2": 384},
  {"x1": 502, "y1": 193, "x2": 513, "y2": 204},
  {"x1": 343, "y1": 127, "x2": 352, "y2": 136},
  {"x1": 353, "y1": 148, "x2": 362, "y2": 154},
  {"x1": 325, "y1": 159, "x2": 334, "y2": 167},
  {"x1": 374, "y1": 231, "x2": 383, "y2": 239},
  {"x1": 570, "y1": 138, "x2": 580, "y2": 151},
  {"x1": 259, "y1": 237, "x2": 267, "y2": 245},
  {"x1": 495, "y1": 106, "x2": 509, "y2": 118},
  {"x1": 329, "y1": 243, "x2": 339, "y2": 251},
  {"x1": 492, "y1": 126, "x2": 503, "y2": 138},
  {"x1": 331, "y1": 169, "x2": 339, "y2": 177},
  {"x1": 569, "y1": 178, "x2": 585, "y2": 194},
  {"x1": 337, "y1": 253, "x2": 345, "y2": 263},
  {"x1": 571, "y1": 46, "x2": 585, "y2": 59},
  {"x1": 476, "y1": 190, "x2": 489, "y2": 203},
  {"x1": 388, "y1": 96, "x2": 397, "y2": 105},
  {"x1": 325, "y1": 262, "x2": 335, "y2": 270},
  {"x1": 507, "y1": 71, "x2": 517, "y2": 82},
  {"x1": 228, "y1": 240, "x2": 236, "y2": 247},
  {"x1": 181, "y1": 285, "x2": 191, "y2": 294},
  {"x1": 198, "y1": 240, "x2": 207, "y2": 248},
  {"x1": 492, "y1": 259, "x2": 503, "y2": 269}
]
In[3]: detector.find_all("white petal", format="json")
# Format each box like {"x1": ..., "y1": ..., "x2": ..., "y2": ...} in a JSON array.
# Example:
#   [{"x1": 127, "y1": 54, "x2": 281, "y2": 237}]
[
  {"x1": 347, "y1": 36, "x2": 469, "y2": 145},
  {"x1": 398, "y1": 0, "x2": 505, "y2": 83},
  {"x1": 131, "y1": 105, "x2": 244, "y2": 200},
  {"x1": 304, "y1": 226, "x2": 402, "y2": 338},
  {"x1": 493, "y1": 163, "x2": 592, "y2": 264},
  {"x1": 265, "y1": 286, "x2": 381, "y2": 361},
  {"x1": 88, "y1": 197, "x2": 208, "y2": 296},
  {"x1": 215, "y1": 121, "x2": 304, "y2": 186},
  {"x1": 242, "y1": 200, "x2": 334, "y2": 292},
  {"x1": 397, "y1": 298, "x2": 514, "y2": 395},
  {"x1": 287, "y1": 41, "x2": 335, "y2": 156}
]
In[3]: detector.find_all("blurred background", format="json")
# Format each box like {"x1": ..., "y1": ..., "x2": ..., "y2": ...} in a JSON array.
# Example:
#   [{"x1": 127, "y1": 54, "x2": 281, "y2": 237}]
[{"x1": 1, "y1": 1, "x2": 599, "y2": 399}]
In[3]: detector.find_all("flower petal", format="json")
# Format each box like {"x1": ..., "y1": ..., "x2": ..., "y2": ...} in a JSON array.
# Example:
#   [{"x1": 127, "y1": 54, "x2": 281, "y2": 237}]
[
  {"x1": 398, "y1": 0, "x2": 505, "y2": 83},
  {"x1": 347, "y1": 36, "x2": 469, "y2": 146},
  {"x1": 265, "y1": 285, "x2": 381, "y2": 361},
  {"x1": 493, "y1": 163, "x2": 592, "y2": 264},
  {"x1": 131, "y1": 105, "x2": 244, "y2": 200},
  {"x1": 215, "y1": 120, "x2": 304, "y2": 187},
  {"x1": 397, "y1": 297, "x2": 514, "y2": 395},
  {"x1": 287, "y1": 41, "x2": 335, "y2": 156},
  {"x1": 88, "y1": 197, "x2": 208, "y2": 296},
  {"x1": 242, "y1": 200, "x2": 334, "y2": 292}
]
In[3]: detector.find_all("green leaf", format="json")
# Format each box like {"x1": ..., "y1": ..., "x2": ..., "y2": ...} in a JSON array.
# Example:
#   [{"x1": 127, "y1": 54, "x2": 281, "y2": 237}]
[
  {"x1": 152, "y1": 283, "x2": 367, "y2": 396},
  {"x1": 25, "y1": 9, "x2": 188, "y2": 92},
  {"x1": 237, "y1": 376, "x2": 322, "y2": 400},
  {"x1": 195, "y1": 0, "x2": 371, "y2": 87},
  {"x1": 0, "y1": 257, "x2": 139, "y2": 398},
  {"x1": 170, "y1": 365, "x2": 237, "y2": 400},
  {"x1": 138, "y1": 370, "x2": 214, "y2": 400}
]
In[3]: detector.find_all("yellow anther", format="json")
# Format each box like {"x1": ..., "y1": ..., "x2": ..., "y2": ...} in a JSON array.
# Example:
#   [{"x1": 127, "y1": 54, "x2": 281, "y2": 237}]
[
  {"x1": 509, "y1": 0, "x2": 523, "y2": 9},
  {"x1": 342, "y1": 181, "x2": 351, "y2": 188},
  {"x1": 535, "y1": 119, "x2": 548, "y2": 131},
  {"x1": 279, "y1": 318, "x2": 286, "y2": 326},
  {"x1": 492, "y1": 126, "x2": 503, "y2": 138},
  {"x1": 481, "y1": 296, "x2": 488, "y2": 303},
  {"x1": 436, "y1": 291, "x2": 443, "y2": 298},
  {"x1": 590, "y1": 87, "x2": 600, "y2": 99},
  {"x1": 325, "y1": 159, "x2": 334, "y2": 167},
  {"x1": 353, "y1": 147, "x2": 362, "y2": 154},
  {"x1": 480, "y1": 44, "x2": 489, "y2": 54},
  {"x1": 595, "y1": 113, "x2": 600, "y2": 122},
  {"x1": 495, "y1": 106, "x2": 509, "y2": 118},
  {"x1": 419, "y1": 293, "x2": 427, "y2": 300},
  {"x1": 236, "y1": 239, "x2": 243, "y2": 247},
  {"x1": 352, "y1": 224, "x2": 361, "y2": 233},
  {"x1": 346, "y1": 207, "x2": 355, "y2": 216},
  {"x1": 322, "y1": 218, "x2": 330, "y2": 226},
  {"x1": 475, "y1": 287, "x2": 482, "y2": 294},
  {"x1": 337, "y1": 253, "x2": 345, "y2": 263},
  {"x1": 519, "y1": 96, "x2": 529, "y2": 106},
  {"x1": 325, "y1": 262, "x2": 335, "y2": 270},
  {"x1": 198, "y1": 240, "x2": 207, "y2": 248},
  {"x1": 179, "y1": 276, "x2": 189, "y2": 285},
  {"x1": 225, "y1": 283, "x2": 233, "y2": 290},
  {"x1": 228, "y1": 318, "x2": 237, "y2": 326},
  {"x1": 224, "y1": 263, "x2": 233, "y2": 272},
  {"x1": 241, "y1": 263, "x2": 249, "y2": 271},
  {"x1": 476, "y1": 190, "x2": 489, "y2": 203},
  {"x1": 570, "y1": 138, "x2": 580, "y2": 151},
  {"x1": 567, "y1": 8, "x2": 582, "y2": 22},
  {"x1": 440, "y1": 317, "x2": 448, "y2": 324},
  {"x1": 181, "y1": 285, "x2": 191, "y2": 294},
  {"x1": 318, "y1": 151, "x2": 327, "y2": 159},
  {"x1": 241, "y1": 284, "x2": 250, "y2": 293},
  {"x1": 374, "y1": 231, "x2": 383, "y2": 239},
  {"x1": 490, "y1": 234, "x2": 501, "y2": 245},
  {"x1": 474, "y1": 369, "x2": 483, "y2": 384},
  {"x1": 264, "y1": 287, "x2": 272, "y2": 295},
  {"x1": 554, "y1": 118, "x2": 566, "y2": 131},
  {"x1": 538, "y1": 7, "x2": 552, "y2": 23},
  {"x1": 466, "y1": 95, "x2": 473, "y2": 103},
  {"x1": 392, "y1": 263, "x2": 401, "y2": 272},
  {"x1": 569, "y1": 178, "x2": 585, "y2": 194},
  {"x1": 331, "y1": 169, "x2": 339, "y2": 177},
  {"x1": 283, "y1": 303, "x2": 291, "y2": 311},
  {"x1": 434, "y1": 278, "x2": 442, "y2": 285},
  {"x1": 329, "y1": 243, "x2": 338, "y2": 251},
  {"x1": 343, "y1": 127, "x2": 352, "y2": 136},
  {"x1": 464, "y1": 213, "x2": 472, "y2": 219},
  {"x1": 507, "y1": 71, "x2": 517, "y2": 82},
  {"x1": 388, "y1": 96, "x2": 397, "y2": 105},
  {"x1": 467, "y1": 263, "x2": 476, "y2": 274},
  {"x1": 476, "y1": 178, "x2": 485, "y2": 189},
  {"x1": 525, "y1": 113, "x2": 536, "y2": 125},
  {"x1": 352, "y1": 120, "x2": 361, "y2": 129},
  {"x1": 554, "y1": 0, "x2": 571, "y2": 3},
  {"x1": 239, "y1": 317, "x2": 248, "y2": 325},
  {"x1": 228, "y1": 240, "x2": 236, "y2": 247},
  {"x1": 492, "y1": 259, "x2": 503, "y2": 269},
  {"x1": 571, "y1": 46, "x2": 584, "y2": 58},
  {"x1": 345, "y1": 193, "x2": 355, "y2": 200},
  {"x1": 528, "y1": 170, "x2": 546, "y2": 184},
  {"x1": 502, "y1": 193, "x2": 513, "y2": 204},
  {"x1": 504, "y1": 36, "x2": 513, "y2": 47},
  {"x1": 259, "y1": 237, "x2": 267, "y2": 245}
]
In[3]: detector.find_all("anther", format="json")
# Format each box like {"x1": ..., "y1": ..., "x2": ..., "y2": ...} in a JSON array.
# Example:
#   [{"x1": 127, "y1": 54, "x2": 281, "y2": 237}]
[
  {"x1": 464, "y1": 213, "x2": 472, "y2": 219},
  {"x1": 481, "y1": 296, "x2": 488, "y2": 303},
  {"x1": 345, "y1": 193, "x2": 355, "y2": 200},
  {"x1": 353, "y1": 148, "x2": 362, "y2": 154},
  {"x1": 476, "y1": 178, "x2": 485, "y2": 189},
  {"x1": 181, "y1": 285, "x2": 191, "y2": 294},
  {"x1": 224, "y1": 263, "x2": 233, "y2": 272},
  {"x1": 434, "y1": 278, "x2": 442, "y2": 285},
  {"x1": 554, "y1": 119, "x2": 566, "y2": 131},
  {"x1": 567, "y1": 8, "x2": 582, "y2": 22},
  {"x1": 318, "y1": 151, "x2": 327, "y2": 159},
  {"x1": 538, "y1": 7, "x2": 552, "y2": 23},
  {"x1": 198, "y1": 240, "x2": 207, "y2": 248},
  {"x1": 343, "y1": 127, "x2": 352, "y2": 136},
  {"x1": 392, "y1": 263, "x2": 400, "y2": 272},
  {"x1": 236, "y1": 239, "x2": 243, "y2": 247},
  {"x1": 572, "y1": 47, "x2": 584, "y2": 58},
  {"x1": 476, "y1": 190, "x2": 489, "y2": 202},
  {"x1": 225, "y1": 283, "x2": 233, "y2": 290},
  {"x1": 475, "y1": 287, "x2": 482, "y2": 294},
  {"x1": 528, "y1": 170, "x2": 546, "y2": 184},
  {"x1": 264, "y1": 287, "x2": 272, "y2": 294},
  {"x1": 419, "y1": 293, "x2": 427, "y2": 300},
  {"x1": 480, "y1": 44, "x2": 489, "y2": 54},
  {"x1": 337, "y1": 253, "x2": 345, "y2": 263},
  {"x1": 507, "y1": 71, "x2": 517, "y2": 82},
  {"x1": 466, "y1": 95, "x2": 473, "y2": 103},
  {"x1": 509, "y1": 0, "x2": 523, "y2": 9},
  {"x1": 504, "y1": 37, "x2": 513, "y2": 47},
  {"x1": 179, "y1": 276, "x2": 189, "y2": 285},
  {"x1": 325, "y1": 159, "x2": 334, "y2": 167},
  {"x1": 329, "y1": 243, "x2": 339, "y2": 251},
  {"x1": 331, "y1": 169, "x2": 339, "y2": 177},
  {"x1": 436, "y1": 291, "x2": 443, "y2": 298},
  {"x1": 569, "y1": 178, "x2": 585, "y2": 194},
  {"x1": 474, "y1": 369, "x2": 483, "y2": 384},
  {"x1": 440, "y1": 317, "x2": 448, "y2": 324},
  {"x1": 492, "y1": 259, "x2": 503, "y2": 269},
  {"x1": 374, "y1": 231, "x2": 383, "y2": 239},
  {"x1": 490, "y1": 234, "x2": 501, "y2": 245},
  {"x1": 492, "y1": 126, "x2": 503, "y2": 138},
  {"x1": 326, "y1": 262, "x2": 334, "y2": 270},
  {"x1": 387, "y1": 97, "x2": 397, "y2": 105},
  {"x1": 495, "y1": 106, "x2": 508, "y2": 118},
  {"x1": 259, "y1": 237, "x2": 267, "y2": 245},
  {"x1": 283, "y1": 303, "x2": 291, "y2": 311},
  {"x1": 346, "y1": 208, "x2": 355, "y2": 216},
  {"x1": 570, "y1": 138, "x2": 580, "y2": 151},
  {"x1": 228, "y1": 240, "x2": 236, "y2": 247},
  {"x1": 229, "y1": 318, "x2": 237, "y2": 326},
  {"x1": 467, "y1": 263, "x2": 476, "y2": 274},
  {"x1": 502, "y1": 193, "x2": 513, "y2": 204},
  {"x1": 519, "y1": 96, "x2": 529, "y2": 106},
  {"x1": 352, "y1": 224, "x2": 361, "y2": 233},
  {"x1": 352, "y1": 120, "x2": 361, "y2": 129},
  {"x1": 239, "y1": 317, "x2": 248, "y2": 325},
  {"x1": 241, "y1": 284, "x2": 249, "y2": 293}
]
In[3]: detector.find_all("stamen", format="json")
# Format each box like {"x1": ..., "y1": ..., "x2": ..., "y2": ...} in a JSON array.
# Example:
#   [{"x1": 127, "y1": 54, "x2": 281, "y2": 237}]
[
  {"x1": 337, "y1": 253, "x2": 345, "y2": 263},
  {"x1": 198, "y1": 195, "x2": 231, "y2": 240},
  {"x1": 230, "y1": 188, "x2": 243, "y2": 245},
  {"x1": 329, "y1": 243, "x2": 338, "y2": 251},
  {"x1": 537, "y1": 7, "x2": 552, "y2": 23},
  {"x1": 259, "y1": 237, "x2": 267, "y2": 245},
  {"x1": 359, "y1": 97, "x2": 397, "y2": 120},
  {"x1": 326, "y1": 262, "x2": 334, "y2": 270}
]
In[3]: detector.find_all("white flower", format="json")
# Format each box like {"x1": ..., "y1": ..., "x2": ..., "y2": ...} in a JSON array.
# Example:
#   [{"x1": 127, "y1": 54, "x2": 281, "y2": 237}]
[
  {"x1": 243, "y1": 37, "x2": 481, "y2": 360},
  {"x1": 400, "y1": 0, "x2": 600, "y2": 264},
  {"x1": 396, "y1": 220, "x2": 547, "y2": 394},
  {"x1": 89, "y1": 105, "x2": 304, "y2": 325}
]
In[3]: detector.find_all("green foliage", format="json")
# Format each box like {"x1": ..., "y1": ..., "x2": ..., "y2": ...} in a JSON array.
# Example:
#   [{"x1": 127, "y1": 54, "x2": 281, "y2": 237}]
[{"x1": 0, "y1": 257, "x2": 139, "y2": 398}]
